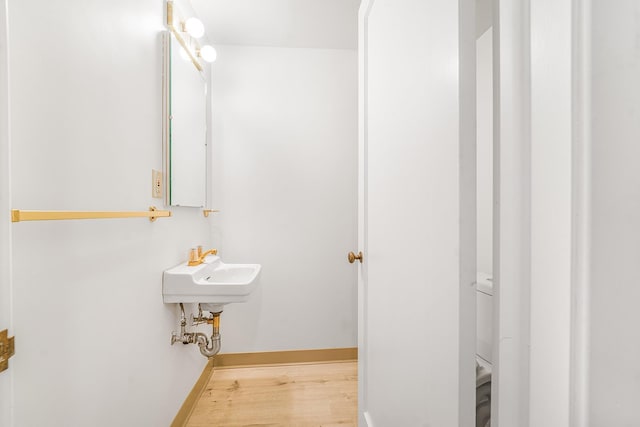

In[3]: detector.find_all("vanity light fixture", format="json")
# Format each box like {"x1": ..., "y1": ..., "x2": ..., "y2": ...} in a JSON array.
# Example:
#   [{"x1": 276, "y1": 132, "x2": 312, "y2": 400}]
[{"x1": 166, "y1": 1, "x2": 214, "y2": 71}]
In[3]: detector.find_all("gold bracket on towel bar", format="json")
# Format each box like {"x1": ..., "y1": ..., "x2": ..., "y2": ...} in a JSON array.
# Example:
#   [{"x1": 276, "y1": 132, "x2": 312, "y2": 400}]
[
  {"x1": 11, "y1": 206, "x2": 172, "y2": 223},
  {"x1": 203, "y1": 209, "x2": 219, "y2": 218},
  {"x1": 0, "y1": 329, "x2": 15, "y2": 373}
]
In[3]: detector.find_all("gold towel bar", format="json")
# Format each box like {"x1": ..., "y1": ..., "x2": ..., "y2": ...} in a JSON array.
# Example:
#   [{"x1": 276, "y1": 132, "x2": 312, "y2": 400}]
[{"x1": 11, "y1": 206, "x2": 172, "y2": 223}]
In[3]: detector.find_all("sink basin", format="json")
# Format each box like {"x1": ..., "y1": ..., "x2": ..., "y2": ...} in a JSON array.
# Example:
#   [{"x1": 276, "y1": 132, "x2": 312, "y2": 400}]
[{"x1": 162, "y1": 256, "x2": 261, "y2": 310}]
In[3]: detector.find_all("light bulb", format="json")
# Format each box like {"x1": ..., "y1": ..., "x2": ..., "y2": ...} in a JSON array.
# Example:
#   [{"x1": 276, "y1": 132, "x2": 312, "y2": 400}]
[
  {"x1": 199, "y1": 45, "x2": 217, "y2": 63},
  {"x1": 184, "y1": 17, "x2": 205, "y2": 39}
]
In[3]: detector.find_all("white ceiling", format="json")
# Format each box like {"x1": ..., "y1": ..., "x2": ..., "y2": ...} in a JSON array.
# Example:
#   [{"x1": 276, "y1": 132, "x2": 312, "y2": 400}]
[
  {"x1": 190, "y1": 0, "x2": 490, "y2": 49},
  {"x1": 190, "y1": 0, "x2": 361, "y2": 50}
]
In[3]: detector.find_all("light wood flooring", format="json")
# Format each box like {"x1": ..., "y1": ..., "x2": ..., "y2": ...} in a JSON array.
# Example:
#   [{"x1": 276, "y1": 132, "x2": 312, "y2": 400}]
[{"x1": 185, "y1": 361, "x2": 357, "y2": 426}]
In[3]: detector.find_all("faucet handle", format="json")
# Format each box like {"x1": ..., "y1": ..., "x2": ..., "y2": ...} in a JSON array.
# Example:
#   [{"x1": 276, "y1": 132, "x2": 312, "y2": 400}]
[
  {"x1": 197, "y1": 245, "x2": 203, "y2": 257},
  {"x1": 189, "y1": 248, "x2": 199, "y2": 264}
]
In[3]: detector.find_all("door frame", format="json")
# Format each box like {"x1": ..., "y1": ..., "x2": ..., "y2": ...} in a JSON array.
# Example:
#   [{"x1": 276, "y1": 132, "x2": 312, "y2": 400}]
[
  {"x1": 569, "y1": 0, "x2": 591, "y2": 424},
  {"x1": 491, "y1": 0, "x2": 533, "y2": 424},
  {"x1": 493, "y1": 0, "x2": 590, "y2": 425},
  {"x1": 356, "y1": 1, "x2": 370, "y2": 425},
  {"x1": 0, "y1": 0, "x2": 13, "y2": 425}
]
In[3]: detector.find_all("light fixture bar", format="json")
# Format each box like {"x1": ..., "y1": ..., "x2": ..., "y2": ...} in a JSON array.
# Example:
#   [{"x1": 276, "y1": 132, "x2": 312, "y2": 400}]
[{"x1": 166, "y1": 1, "x2": 203, "y2": 72}]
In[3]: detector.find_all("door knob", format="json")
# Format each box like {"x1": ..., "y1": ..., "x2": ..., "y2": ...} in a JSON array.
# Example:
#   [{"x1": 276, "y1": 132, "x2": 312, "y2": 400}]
[{"x1": 348, "y1": 251, "x2": 363, "y2": 264}]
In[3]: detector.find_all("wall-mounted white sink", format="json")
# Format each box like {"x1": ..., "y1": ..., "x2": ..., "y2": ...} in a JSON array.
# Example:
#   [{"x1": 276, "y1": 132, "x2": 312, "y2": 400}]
[{"x1": 163, "y1": 256, "x2": 261, "y2": 311}]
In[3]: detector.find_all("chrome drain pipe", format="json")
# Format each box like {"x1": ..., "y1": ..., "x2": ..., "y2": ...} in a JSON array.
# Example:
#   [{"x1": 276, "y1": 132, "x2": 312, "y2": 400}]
[
  {"x1": 193, "y1": 309, "x2": 222, "y2": 358},
  {"x1": 171, "y1": 304, "x2": 222, "y2": 358},
  {"x1": 194, "y1": 332, "x2": 221, "y2": 358}
]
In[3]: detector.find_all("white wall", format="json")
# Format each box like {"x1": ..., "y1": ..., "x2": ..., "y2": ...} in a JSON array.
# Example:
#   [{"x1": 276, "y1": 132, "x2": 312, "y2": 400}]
[
  {"x1": 209, "y1": 45, "x2": 358, "y2": 352},
  {"x1": 477, "y1": 28, "x2": 493, "y2": 276},
  {"x1": 589, "y1": 0, "x2": 640, "y2": 424},
  {"x1": 7, "y1": 0, "x2": 214, "y2": 425}
]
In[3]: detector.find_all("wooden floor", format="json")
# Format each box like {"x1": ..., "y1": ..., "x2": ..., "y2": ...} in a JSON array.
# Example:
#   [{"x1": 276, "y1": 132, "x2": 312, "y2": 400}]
[{"x1": 185, "y1": 361, "x2": 358, "y2": 427}]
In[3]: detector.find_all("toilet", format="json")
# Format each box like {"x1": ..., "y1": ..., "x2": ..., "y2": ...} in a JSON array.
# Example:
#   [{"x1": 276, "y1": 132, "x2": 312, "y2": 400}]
[{"x1": 476, "y1": 272, "x2": 493, "y2": 427}]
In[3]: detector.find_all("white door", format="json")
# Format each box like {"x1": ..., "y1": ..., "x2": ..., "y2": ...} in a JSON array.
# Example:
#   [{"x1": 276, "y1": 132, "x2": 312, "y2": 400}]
[
  {"x1": 357, "y1": 0, "x2": 476, "y2": 425},
  {"x1": 0, "y1": 0, "x2": 13, "y2": 424}
]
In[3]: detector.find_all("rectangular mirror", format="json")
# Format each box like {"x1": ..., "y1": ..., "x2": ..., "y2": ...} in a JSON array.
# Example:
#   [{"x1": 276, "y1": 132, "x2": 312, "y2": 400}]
[{"x1": 162, "y1": 31, "x2": 207, "y2": 207}]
